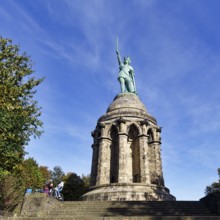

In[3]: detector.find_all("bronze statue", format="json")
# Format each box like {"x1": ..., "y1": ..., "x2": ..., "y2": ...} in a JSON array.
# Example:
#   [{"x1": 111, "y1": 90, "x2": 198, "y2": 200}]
[{"x1": 116, "y1": 38, "x2": 137, "y2": 94}]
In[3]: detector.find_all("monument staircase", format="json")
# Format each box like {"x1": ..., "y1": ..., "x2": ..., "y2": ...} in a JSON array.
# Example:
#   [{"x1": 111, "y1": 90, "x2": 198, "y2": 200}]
[
  {"x1": 1, "y1": 199, "x2": 220, "y2": 220},
  {"x1": 44, "y1": 200, "x2": 219, "y2": 219}
]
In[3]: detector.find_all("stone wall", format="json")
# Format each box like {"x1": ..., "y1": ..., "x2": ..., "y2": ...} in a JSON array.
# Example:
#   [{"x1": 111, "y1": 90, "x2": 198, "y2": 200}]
[{"x1": 200, "y1": 192, "x2": 220, "y2": 215}]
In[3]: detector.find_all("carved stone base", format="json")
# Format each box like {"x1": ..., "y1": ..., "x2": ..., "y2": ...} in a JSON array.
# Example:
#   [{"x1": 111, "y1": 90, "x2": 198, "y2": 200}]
[
  {"x1": 82, "y1": 183, "x2": 175, "y2": 201},
  {"x1": 20, "y1": 193, "x2": 58, "y2": 217}
]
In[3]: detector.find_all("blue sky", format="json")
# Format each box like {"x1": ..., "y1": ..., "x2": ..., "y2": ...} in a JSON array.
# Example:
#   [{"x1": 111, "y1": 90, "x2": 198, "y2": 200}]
[{"x1": 1, "y1": 0, "x2": 220, "y2": 201}]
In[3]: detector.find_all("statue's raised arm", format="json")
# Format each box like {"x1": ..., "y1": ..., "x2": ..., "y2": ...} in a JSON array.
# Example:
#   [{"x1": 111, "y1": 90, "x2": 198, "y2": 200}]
[
  {"x1": 116, "y1": 37, "x2": 122, "y2": 67},
  {"x1": 116, "y1": 38, "x2": 137, "y2": 94}
]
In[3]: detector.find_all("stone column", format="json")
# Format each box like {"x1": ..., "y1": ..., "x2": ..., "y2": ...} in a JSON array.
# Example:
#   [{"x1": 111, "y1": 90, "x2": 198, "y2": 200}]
[
  {"x1": 154, "y1": 127, "x2": 164, "y2": 186},
  {"x1": 118, "y1": 133, "x2": 128, "y2": 183},
  {"x1": 154, "y1": 143, "x2": 164, "y2": 186},
  {"x1": 96, "y1": 124, "x2": 111, "y2": 186},
  {"x1": 90, "y1": 143, "x2": 99, "y2": 186},
  {"x1": 118, "y1": 119, "x2": 130, "y2": 183},
  {"x1": 139, "y1": 123, "x2": 150, "y2": 184}
]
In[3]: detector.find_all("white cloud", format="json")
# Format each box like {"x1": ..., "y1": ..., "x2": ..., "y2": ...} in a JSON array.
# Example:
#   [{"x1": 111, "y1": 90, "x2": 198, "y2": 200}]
[
  {"x1": 9, "y1": 1, "x2": 44, "y2": 34},
  {"x1": 189, "y1": 143, "x2": 220, "y2": 169}
]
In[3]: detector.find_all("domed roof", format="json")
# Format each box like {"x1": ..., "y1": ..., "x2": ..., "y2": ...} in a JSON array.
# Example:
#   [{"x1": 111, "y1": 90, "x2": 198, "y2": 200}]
[
  {"x1": 107, "y1": 93, "x2": 147, "y2": 113},
  {"x1": 98, "y1": 93, "x2": 156, "y2": 124}
]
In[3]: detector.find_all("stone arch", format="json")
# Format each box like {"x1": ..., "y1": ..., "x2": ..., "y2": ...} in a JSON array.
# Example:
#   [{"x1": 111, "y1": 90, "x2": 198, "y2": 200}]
[
  {"x1": 146, "y1": 126, "x2": 161, "y2": 142},
  {"x1": 147, "y1": 127, "x2": 155, "y2": 143},
  {"x1": 109, "y1": 124, "x2": 118, "y2": 139},
  {"x1": 127, "y1": 122, "x2": 142, "y2": 136},
  {"x1": 109, "y1": 125, "x2": 119, "y2": 183},
  {"x1": 128, "y1": 124, "x2": 141, "y2": 183},
  {"x1": 147, "y1": 127, "x2": 162, "y2": 185},
  {"x1": 97, "y1": 130, "x2": 101, "y2": 138}
]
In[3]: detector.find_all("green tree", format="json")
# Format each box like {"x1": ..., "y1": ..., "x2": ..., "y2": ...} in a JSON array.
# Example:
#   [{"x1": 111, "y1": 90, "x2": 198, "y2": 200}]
[
  {"x1": 82, "y1": 174, "x2": 90, "y2": 190},
  {"x1": 205, "y1": 168, "x2": 220, "y2": 195},
  {"x1": 0, "y1": 172, "x2": 25, "y2": 212},
  {"x1": 0, "y1": 36, "x2": 44, "y2": 212},
  {"x1": 39, "y1": 166, "x2": 51, "y2": 183},
  {"x1": 51, "y1": 166, "x2": 65, "y2": 186},
  {"x1": 21, "y1": 158, "x2": 44, "y2": 190},
  {"x1": 0, "y1": 36, "x2": 44, "y2": 173},
  {"x1": 62, "y1": 172, "x2": 87, "y2": 201}
]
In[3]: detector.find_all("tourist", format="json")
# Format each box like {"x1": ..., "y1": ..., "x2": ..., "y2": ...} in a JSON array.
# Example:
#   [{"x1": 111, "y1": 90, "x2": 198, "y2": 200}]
[
  {"x1": 54, "y1": 181, "x2": 64, "y2": 199},
  {"x1": 47, "y1": 180, "x2": 54, "y2": 194},
  {"x1": 43, "y1": 185, "x2": 50, "y2": 194}
]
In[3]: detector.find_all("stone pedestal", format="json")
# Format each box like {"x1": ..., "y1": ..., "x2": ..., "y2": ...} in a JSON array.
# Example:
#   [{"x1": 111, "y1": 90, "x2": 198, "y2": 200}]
[
  {"x1": 83, "y1": 93, "x2": 175, "y2": 201},
  {"x1": 83, "y1": 183, "x2": 174, "y2": 201}
]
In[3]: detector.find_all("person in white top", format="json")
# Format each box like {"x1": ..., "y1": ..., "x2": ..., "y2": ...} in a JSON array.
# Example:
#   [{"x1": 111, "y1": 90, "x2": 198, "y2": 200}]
[{"x1": 54, "y1": 181, "x2": 64, "y2": 199}]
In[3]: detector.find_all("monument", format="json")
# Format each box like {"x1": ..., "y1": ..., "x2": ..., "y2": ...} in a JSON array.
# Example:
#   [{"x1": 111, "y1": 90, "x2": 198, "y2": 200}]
[{"x1": 82, "y1": 41, "x2": 175, "y2": 201}]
